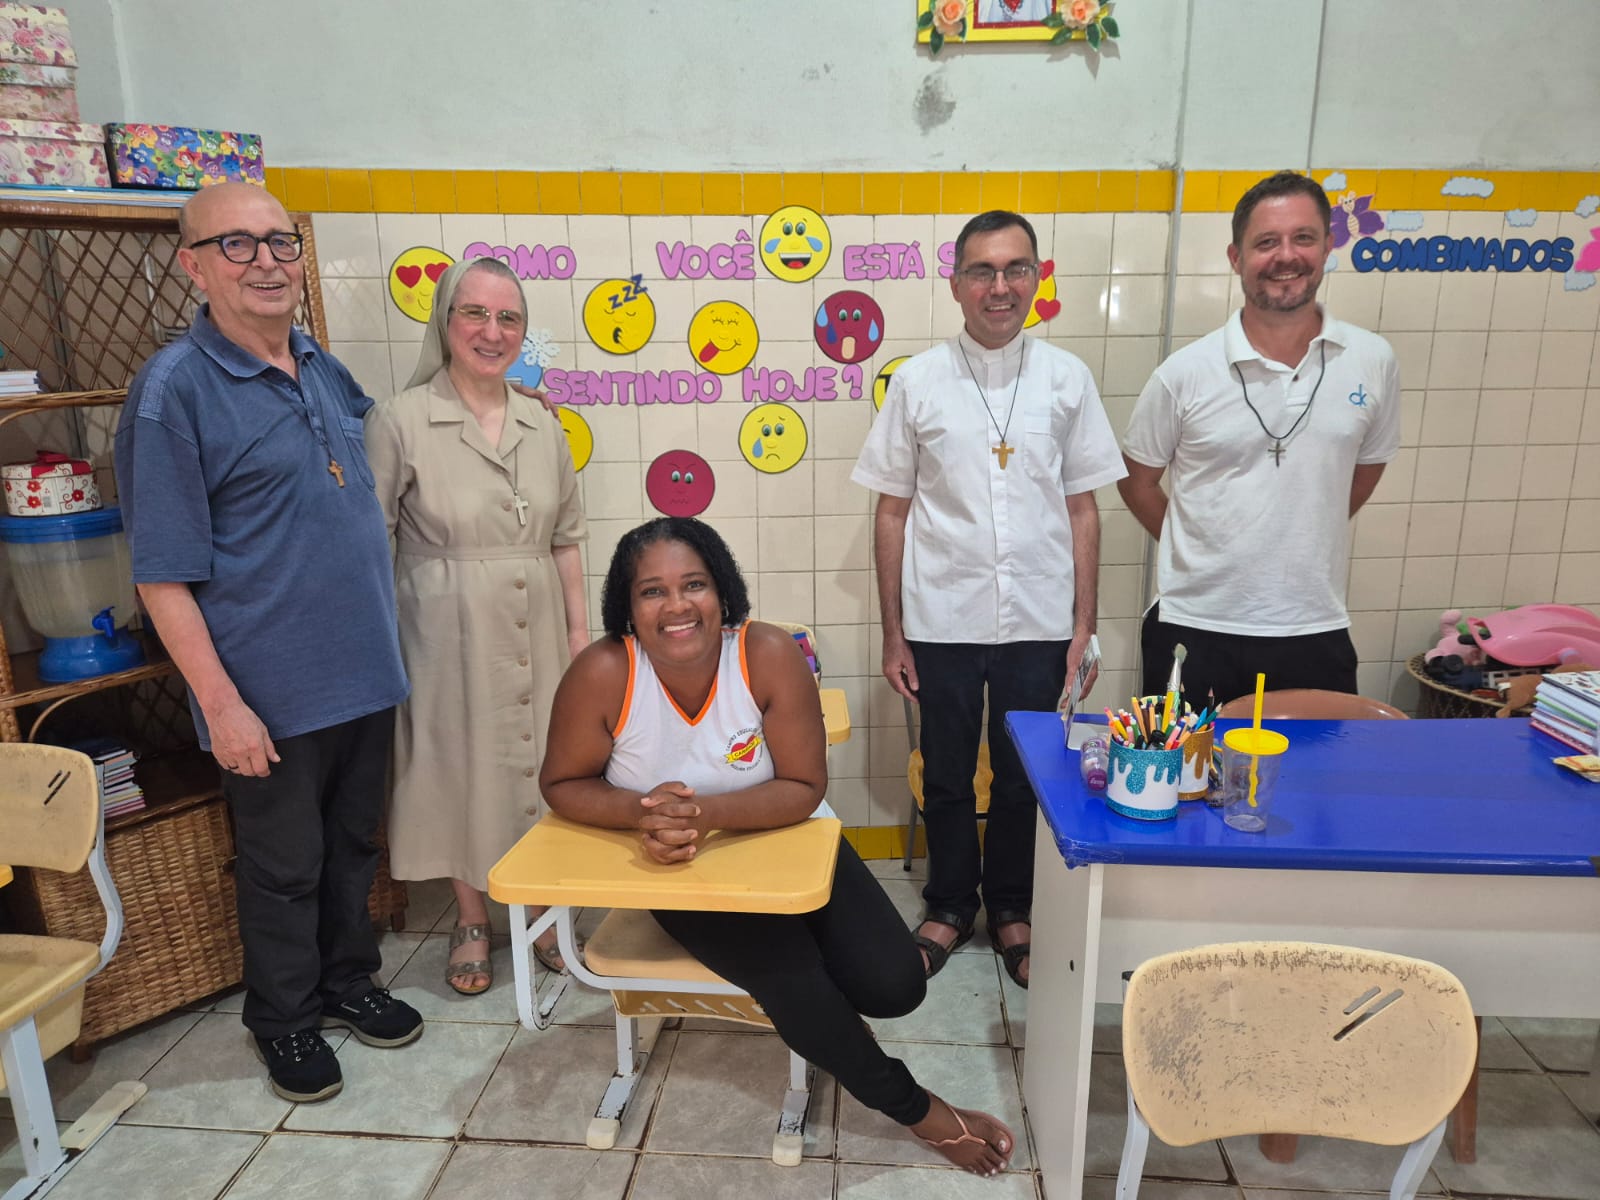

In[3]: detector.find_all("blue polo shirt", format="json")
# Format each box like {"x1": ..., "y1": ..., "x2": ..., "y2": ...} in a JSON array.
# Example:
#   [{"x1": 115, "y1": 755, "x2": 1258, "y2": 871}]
[{"x1": 114, "y1": 306, "x2": 408, "y2": 748}]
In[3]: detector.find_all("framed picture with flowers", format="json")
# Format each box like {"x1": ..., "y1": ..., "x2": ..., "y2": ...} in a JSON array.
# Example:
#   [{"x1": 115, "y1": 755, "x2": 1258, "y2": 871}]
[{"x1": 916, "y1": 0, "x2": 1119, "y2": 55}]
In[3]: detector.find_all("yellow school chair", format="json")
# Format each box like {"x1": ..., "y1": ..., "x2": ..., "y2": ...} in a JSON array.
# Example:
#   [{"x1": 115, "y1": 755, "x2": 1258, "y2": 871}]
[
  {"x1": 1, "y1": 744, "x2": 145, "y2": 1200},
  {"x1": 488, "y1": 630, "x2": 850, "y2": 1166},
  {"x1": 901, "y1": 696, "x2": 992, "y2": 870},
  {"x1": 1116, "y1": 941, "x2": 1476, "y2": 1200}
]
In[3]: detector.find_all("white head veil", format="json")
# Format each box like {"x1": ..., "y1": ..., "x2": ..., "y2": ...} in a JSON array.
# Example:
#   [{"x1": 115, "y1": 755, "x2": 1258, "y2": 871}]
[{"x1": 403, "y1": 257, "x2": 529, "y2": 391}]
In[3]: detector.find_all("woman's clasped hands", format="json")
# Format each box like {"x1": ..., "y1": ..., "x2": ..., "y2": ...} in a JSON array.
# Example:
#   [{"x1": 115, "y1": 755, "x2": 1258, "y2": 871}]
[{"x1": 639, "y1": 781, "x2": 701, "y2": 864}]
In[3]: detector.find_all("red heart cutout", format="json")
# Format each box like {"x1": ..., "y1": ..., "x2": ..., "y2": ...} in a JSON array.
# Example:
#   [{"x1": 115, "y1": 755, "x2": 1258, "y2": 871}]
[
  {"x1": 1038, "y1": 259, "x2": 1055, "y2": 280},
  {"x1": 395, "y1": 264, "x2": 422, "y2": 288},
  {"x1": 424, "y1": 261, "x2": 448, "y2": 283},
  {"x1": 1034, "y1": 298, "x2": 1062, "y2": 321}
]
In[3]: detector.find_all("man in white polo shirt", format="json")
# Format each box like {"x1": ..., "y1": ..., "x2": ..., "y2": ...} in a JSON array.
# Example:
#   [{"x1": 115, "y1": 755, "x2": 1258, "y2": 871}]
[
  {"x1": 1119, "y1": 171, "x2": 1401, "y2": 710},
  {"x1": 853, "y1": 210, "x2": 1126, "y2": 989}
]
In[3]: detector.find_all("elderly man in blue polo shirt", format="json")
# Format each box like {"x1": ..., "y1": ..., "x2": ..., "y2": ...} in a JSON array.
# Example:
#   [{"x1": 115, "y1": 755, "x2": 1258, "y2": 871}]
[{"x1": 114, "y1": 182, "x2": 419, "y2": 1103}]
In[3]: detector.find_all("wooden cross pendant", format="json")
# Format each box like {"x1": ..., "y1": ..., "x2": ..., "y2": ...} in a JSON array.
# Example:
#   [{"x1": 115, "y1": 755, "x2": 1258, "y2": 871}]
[
  {"x1": 328, "y1": 458, "x2": 345, "y2": 487},
  {"x1": 993, "y1": 441, "x2": 1013, "y2": 469},
  {"x1": 511, "y1": 489, "x2": 530, "y2": 526},
  {"x1": 1268, "y1": 441, "x2": 1285, "y2": 467}
]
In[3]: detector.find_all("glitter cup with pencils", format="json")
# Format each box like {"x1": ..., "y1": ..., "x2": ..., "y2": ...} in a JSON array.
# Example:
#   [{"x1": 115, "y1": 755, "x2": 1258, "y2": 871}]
[{"x1": 1101, "y1": 695, "x2": 1205, "y2": 821}]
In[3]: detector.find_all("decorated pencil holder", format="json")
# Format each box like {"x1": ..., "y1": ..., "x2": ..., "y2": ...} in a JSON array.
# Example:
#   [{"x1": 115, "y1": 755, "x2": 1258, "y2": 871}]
[
  {"x1": 1105, "y1": 741, "x2": 1182, "y2": 821},
  {"x1": 1178, "y1": 726, "x2": 1213, "y2": 800}
]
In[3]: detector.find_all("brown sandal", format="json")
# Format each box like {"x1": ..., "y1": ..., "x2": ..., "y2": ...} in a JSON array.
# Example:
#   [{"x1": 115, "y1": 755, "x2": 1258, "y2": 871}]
[{"x1": 446, "y1": 922, "x2": 492, "y2": 995}]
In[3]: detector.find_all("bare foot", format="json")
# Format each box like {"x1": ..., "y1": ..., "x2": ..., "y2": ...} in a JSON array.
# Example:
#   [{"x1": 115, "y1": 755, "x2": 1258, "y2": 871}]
[{"x1": 910, "y1": 1091, "x2": 1013, "y2": 1177}]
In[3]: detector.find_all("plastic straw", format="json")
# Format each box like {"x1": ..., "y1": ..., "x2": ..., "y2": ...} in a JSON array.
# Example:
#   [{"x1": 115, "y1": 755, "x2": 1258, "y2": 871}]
[{"x1": 1247, "y1": 672, "x2": 1266, "y2": 807}]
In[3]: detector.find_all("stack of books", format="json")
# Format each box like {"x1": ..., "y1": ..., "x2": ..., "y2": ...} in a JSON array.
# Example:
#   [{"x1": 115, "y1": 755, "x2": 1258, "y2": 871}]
[
  {"x1": 72, "y1": 737, "x2": 145, "y2": 819},
  {"x1": 1531, "y1": 671, "x2": 1600, "y2": 754},
  {"x1": 0, "y1": 369, "x2": 42, "y2": 397}
]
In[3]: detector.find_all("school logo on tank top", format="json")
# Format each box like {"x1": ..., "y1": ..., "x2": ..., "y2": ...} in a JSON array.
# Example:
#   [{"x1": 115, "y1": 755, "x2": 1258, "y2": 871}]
[{"x1": 723, "y1": 725, "x2": 765, "y2": 771}]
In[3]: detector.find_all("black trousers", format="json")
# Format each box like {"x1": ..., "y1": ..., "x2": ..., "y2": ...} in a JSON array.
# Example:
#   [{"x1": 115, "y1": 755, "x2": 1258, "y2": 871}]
[
  {"x1": 653, "y1": 836, "x2": 931, "y2": 1126},
  {"x1": 908, "y1": 639, "x2": 1071, "y2": 926},
  {"x1": 221, "y1": 708, "x2": 392, "y2": 1039},
  {"x1": 1139, "y1": 603, "x2": 1359, "y2": 712}
]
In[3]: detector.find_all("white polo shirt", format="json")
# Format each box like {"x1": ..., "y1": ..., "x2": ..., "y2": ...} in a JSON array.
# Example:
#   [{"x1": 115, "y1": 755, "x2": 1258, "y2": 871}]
[
  {"x1": 1122, "y1": 308, "x2": 1401, "y2": 638},
  {"x1": 852, "y1": 330, "x2": 1127, "y2": 644}
]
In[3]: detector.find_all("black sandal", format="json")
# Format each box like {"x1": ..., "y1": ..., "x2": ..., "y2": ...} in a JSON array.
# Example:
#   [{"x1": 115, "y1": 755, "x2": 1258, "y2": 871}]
[
  {"x1": 986, "y1": 908, "x2": 1031, "y2": 990},
  {"x1": 912, "y1": 910, "x2": 975, "y2": 980}
]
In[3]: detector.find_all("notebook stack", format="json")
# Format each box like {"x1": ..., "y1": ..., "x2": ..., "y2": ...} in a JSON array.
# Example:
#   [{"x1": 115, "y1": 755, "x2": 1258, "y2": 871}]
[
  {"x1": 73, "y1": 736, "x2": 145, "y2": 818},
  {"x1": 0, "y1": 368, "x2": 41, "y2": 396},
  {"x1": 1531, "y1": 670, "x2": 1600, "y2": 754}
]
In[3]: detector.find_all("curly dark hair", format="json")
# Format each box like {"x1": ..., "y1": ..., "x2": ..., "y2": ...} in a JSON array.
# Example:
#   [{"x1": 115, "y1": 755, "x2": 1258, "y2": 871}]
[
  {"x1": 600, "y1": 517, "x2": 751, "y2": 640},
  {"x1": 1231, "y1": 171, "x2": 1331, "y2": 246}
]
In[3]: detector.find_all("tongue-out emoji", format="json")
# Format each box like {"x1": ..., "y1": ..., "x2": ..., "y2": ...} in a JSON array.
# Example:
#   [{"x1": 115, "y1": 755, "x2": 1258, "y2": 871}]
[
  {"x1": 686, "y1": 300, "x2": 760, "y2": 375},
  {"x1": 814, "y1": 289, "x2": 885, "y2": 364}
]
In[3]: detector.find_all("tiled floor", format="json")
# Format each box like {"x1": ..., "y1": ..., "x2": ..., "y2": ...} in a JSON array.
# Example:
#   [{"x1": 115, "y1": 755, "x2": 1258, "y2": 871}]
[{"x1": 4, "y1": 864, "x2": 1598, "y2": 1199}]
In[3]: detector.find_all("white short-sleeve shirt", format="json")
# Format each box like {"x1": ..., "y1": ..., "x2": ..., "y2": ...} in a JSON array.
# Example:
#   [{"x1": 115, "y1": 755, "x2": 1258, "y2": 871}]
[
  {"x1": 851, "y1": 330, "x2": 1127, "y2": 644},
  {"x1": 1122, "y1": 309, "x2": 1401, "y2": 637}
]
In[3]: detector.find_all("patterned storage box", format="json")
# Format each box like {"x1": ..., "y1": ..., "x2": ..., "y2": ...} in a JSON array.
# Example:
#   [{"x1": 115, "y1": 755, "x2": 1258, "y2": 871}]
[
  {"x1": 0, "y1": 3, "x2": 75, "y2": 68},
  {"x1": 105, "y1": 124, "x2": 264, "y2": 190},
  {"x1": 0, "y1": 117, "x2": 107, "y2": 186},
  {"x1": 0, "y1": 62, "x2": 76, "y2": 120},
  {"x1": 2, "y1": 450, "x2": 102, "y2": 515}
]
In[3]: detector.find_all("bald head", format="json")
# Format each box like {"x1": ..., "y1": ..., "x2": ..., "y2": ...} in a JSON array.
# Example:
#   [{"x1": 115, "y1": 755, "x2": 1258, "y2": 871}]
[{"x1": 179, "y1": 181, "x2": 290, "y2": 246}]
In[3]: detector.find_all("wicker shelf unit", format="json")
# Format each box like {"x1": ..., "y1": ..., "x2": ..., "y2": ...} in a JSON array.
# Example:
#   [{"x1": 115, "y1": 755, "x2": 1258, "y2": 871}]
[{"x1": 0, "y1": 194, "x2": 403, "y2": 1053}]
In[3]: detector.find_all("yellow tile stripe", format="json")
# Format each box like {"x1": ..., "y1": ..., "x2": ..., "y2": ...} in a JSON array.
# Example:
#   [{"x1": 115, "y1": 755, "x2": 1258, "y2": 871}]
[{"x1": 268, "y1": 167, "x2": 1600, "y2": 219}]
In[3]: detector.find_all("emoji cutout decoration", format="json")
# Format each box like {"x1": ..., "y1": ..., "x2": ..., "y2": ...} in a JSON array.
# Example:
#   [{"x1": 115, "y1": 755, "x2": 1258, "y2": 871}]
[
  {"x1": 556, "y1": 407, "x2": 594, "y2": 472},
  {"x1": 645, "y1": 450, "x2": 715, "y2": 517},
  {"x1": 389, "y1": 247, "x2": 454, "y2": 323},
  {"x1": 1022, "y1": 258, "x2": 1059, "y2": 329},
  {"x1": 872, "y1": 355, "x2": 910, "y2": 412},
  {"x1": 582, "y1": 275, "x2": 656, "y2": 354},
  {"x1": 814, "y1": 289, "x2": 885, "y2": 364},
  {"x1": 758, "y1": 205, "x2": 831, "y2": 283},
  {"x1": 738, "y1": 402, "x2": 807, "y2": 474},
  {"x1": 687, "y1": 300, "x2": 760, "y2": 375},
  {"x1": 505, "y1": 328, "x2": 559, "y2": 390}
]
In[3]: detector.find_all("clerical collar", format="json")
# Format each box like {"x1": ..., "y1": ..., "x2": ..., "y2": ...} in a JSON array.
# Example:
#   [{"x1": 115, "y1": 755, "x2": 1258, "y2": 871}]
[{"x1": 957, "y1": 329, "x2": 1026, "y2": 364}]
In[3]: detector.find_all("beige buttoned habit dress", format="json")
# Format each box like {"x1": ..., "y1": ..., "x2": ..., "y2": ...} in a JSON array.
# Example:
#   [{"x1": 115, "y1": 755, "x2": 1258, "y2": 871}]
[{"x1": 365, "y1": 370, "x2": 587, "y2": 890}]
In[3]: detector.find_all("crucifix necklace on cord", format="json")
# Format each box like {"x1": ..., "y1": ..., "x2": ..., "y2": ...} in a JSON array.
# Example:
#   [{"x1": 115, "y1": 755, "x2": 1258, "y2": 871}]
[
  {"x1": 1233, "y1": 340, "x2": 1327, "y2": 466},
  {"x1": 958, "y1": 337, "x2": 1025, "y2": 469},
  {"x1": 507, "y1": 445, "x2": 529, "y2": 526}
]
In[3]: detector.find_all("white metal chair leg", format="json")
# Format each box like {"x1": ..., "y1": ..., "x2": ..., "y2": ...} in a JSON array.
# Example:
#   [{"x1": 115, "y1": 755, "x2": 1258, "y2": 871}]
[
  {"x1": 587, "y1": 1012, "x2": 665, "y2": 1150},
  {"x1": 772, "y1": 1051, "x2": 813, "y2": 1166},
  {"x1": 2, "y1": 1017, "x2": 66, "y2": 1197},
  {"x1": 1390, "y1": 1119, "x2": 1446, "y2": 1200},
  {"x1": 1113, "y1": 1084, "x2": 1150, "y2": 1200},
  {"x1": 507, "y1": 903, "x2": 572, "y2": 1031}
]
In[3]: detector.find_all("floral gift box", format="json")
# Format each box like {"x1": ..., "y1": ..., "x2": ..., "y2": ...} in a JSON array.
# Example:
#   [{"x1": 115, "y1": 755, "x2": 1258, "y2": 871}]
[
  {"x1": 3, "y1": 451, "x2": 102, "y2": 516},
  {"x1": 0, "y1": 61, "x2": 77, "y2": 121},
  {"x1": 0, "y1": 4, "x2": 75, "y2": 68},
  {"x1": 0, "y1": 117, "x2": 108, "y2": 187},
  {"x1": 105, "y1": 123, "x2": 265, "y2": 190}
]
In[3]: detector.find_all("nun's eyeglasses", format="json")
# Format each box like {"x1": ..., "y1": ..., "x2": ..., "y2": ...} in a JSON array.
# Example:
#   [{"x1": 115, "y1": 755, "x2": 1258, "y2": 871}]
[{"x1": 450, "y1": 304, "x2": 527, "y2": 332}]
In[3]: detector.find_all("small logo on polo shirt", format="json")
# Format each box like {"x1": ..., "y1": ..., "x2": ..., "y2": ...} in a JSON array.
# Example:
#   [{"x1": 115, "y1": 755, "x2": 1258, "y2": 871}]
[
  {"x1": 724, "y1": 726, "x2": 765, "y2": 770},
  {"x1": 1348, "y1": 385, "x2": 1369, "y2": 407}
]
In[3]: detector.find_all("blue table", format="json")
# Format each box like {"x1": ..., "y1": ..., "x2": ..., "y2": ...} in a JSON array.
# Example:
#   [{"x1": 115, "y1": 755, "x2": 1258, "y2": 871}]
[{"x1": 1007, "y1": 712, "x2": 1600, "y2": 1200}]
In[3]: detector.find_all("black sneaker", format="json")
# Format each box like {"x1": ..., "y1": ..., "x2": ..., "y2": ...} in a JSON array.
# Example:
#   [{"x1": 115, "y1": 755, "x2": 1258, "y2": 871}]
[
  {"x1": 321, "y1": 986, "x2": 424, "y2": 1048},
  {"x1": 254, "y1": 1029, "x2": 342, "y2": 1102}
]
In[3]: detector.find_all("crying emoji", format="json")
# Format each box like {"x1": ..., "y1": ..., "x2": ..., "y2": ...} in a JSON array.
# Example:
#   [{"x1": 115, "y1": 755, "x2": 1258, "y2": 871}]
[{"x1": 738, "y1": 403, "x2": 807, "y2": 475}]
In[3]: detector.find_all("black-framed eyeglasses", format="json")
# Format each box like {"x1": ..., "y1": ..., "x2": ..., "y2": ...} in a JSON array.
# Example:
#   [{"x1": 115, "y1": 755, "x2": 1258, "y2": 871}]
[
  {"x1": 956, "y1": 262, "x2": 1039, "y2": 286},
  {"x1": 449, "y1": 303, "x2": 527, "y2": 332},
  {"x1": 188, "y1": 231, "x2": 305, "y2": 264}
]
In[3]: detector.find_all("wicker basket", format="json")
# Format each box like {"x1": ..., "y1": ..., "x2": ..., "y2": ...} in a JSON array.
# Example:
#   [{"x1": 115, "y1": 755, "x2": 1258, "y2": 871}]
[{"x1": 1404, "y1": 653, "x2": 1502, "y2": 719}]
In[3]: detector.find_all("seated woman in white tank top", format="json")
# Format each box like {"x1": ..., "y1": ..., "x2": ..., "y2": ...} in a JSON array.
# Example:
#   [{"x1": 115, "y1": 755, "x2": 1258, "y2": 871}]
[{"x1": 541, "y1": 517, "x2": 1015, "y2": 1179}]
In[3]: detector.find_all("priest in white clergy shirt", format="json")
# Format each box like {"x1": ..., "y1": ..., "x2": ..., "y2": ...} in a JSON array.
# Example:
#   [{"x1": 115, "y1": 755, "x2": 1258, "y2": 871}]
[{"x1": 852, "y1": 210, "x2": 1125, "y2": 991}]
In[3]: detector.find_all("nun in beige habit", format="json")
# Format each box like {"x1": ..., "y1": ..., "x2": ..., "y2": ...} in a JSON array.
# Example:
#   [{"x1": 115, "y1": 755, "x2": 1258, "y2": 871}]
[{"x1": 365, "y1": 257, "x2": 588, "y2": 994}]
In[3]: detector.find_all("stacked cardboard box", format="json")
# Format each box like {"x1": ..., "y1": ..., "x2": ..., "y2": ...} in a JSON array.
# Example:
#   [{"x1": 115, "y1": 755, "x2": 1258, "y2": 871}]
[{"x1": 0, "y1": 5, "x2": 108, "y2": 187}]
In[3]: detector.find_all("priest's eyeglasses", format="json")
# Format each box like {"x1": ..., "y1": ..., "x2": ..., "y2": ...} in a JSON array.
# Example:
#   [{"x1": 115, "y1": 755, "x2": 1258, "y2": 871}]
[
  {"x1": 956, "y1": 262, "x2": 1039, "y2": 286},
  {"x1": 450, "y1": 304, "x2": 528, "y2": 332},
  {"x1": 189, "y1": 231, "x2": 305, "y2": 264}
]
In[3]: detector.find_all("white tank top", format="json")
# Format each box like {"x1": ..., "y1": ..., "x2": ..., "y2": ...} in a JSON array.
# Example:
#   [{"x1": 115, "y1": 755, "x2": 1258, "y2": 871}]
[{"x1": 604, "y1": 623, "x2": 834, "y2": 818}]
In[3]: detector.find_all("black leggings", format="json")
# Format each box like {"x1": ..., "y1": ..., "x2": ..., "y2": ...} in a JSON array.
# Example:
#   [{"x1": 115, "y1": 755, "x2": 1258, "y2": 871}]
[{"x1": 652, "y1": 835, "x2": 932, "y2": 1126}]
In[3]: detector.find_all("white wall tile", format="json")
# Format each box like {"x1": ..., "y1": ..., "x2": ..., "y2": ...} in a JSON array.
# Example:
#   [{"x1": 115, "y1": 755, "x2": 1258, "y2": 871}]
[
  {"x1": 1510, "y1": 499, "x2": 1568, "y2": 554},
  {"x1": 1528, "y1": 389, "x2": 1584, "y2": 443},
  {"x1": 809, "y1": 400, "x2": 874, "y2": 462},
  {"x1": 1347, "y1": 558, "x2": 1403, "y2": 610},
  {"x1": 1489, "y1": 271, "x2": 1553, "y2": 332},
  {"x1": 581, "y1": 460, "x2": 645, "y2": 521},
  {"x1": 757, "y1": 570, "x2": 814, "y2": 623},
  {"x1": 311, "y1": 212, "x2": 382, "y2": 278},
  {"x1": 1383, "y1": 331, "x2": 1432, "y2": 392},
  {"x1": 1399, "y1": 555, "x2": 1457, "y2": 609},
  {"x1": 1464, "y1": 444, "x2": 1523, "y2": 501},
  {"x1": 1107, "y1": 276, "x2": 1166, "y2": 337},
  {"x1": 1170, "y1": 275, "x2": 1230, "y2": 338},
  {"x1": 585, "y1": 404, "x2": 640, "y2": 464},
  {"x1": 1482, "y1": 331, "x2": 1541, "y2": 389},
  {"x1": 1055, "y1": 214, "x2": 1114, "y2": 276},
  {"x1": 1056, "y1": 276, "x2": 1109, "y2": 337},
  {"x1": 1325, "y1": 270, "x2": 1383, "y2": 332},
  {"x1": 442, "y1": 213, "x2": 503, "y2": 257},
  {"x1": 814, "y1": 513, "x2": 872, "y2": 572},
  {"x1": 1101, "y1": 337, "x2": 1161, "y2": 396},
  {"x1": 1111, "y1": 213, "x2": 1170, "y2": 276},
  {"x1": 1535, "y1": 331, "x2": 1596, "y2": 389},
  {"x1": 1544, "y1": 269, "x2": 1600, "y2": 332},
  {"x1": 1503, "y1": 553, "x2": 1559, "y2": 605},
  {"x1": 376, "y1": 213, "x2": 445, "y2": 274},
  {"x1": 755, "y1": 459, "x2": 814, "y2": 517},
  {"x1": 1432, "y1": 274, "x2": 1494, "y2": 332},
  {"x1": 1348, "y1": 610, "x2": 1397, "y2": 661},
  {"x1": 1563, "y1": 500, "x2": 1600, "y2": 553},
  {"x1": 1173, "y1": 212, "x2": 1233, "y2": 276},
  {"x1": 329, "y1": 341, "x2": 393, "y2": 398},
  {"x1": 1451, "y1": 555, "x2": 1508, "y2": 609},
  {"x1": 815, "y1": 622, "x2": 870, "y2": 679},
  {"x1": 1419, "y1": 390, "x2": 1477, "y2": 447},
  {"x1": 1555, "y1": 553, "x2": 1600, "y2": 603},
  {"x1": 1410, "y1": 446, "x2": 1471, "y2": 502},
  {"x1": 816, "y1": 569, "x2": 873, "y2": 625},
  {"x1": 1519, "y1": 444, "x2": 1576, "y2": 500},
  {"x1": 1474, "y1": 389, "x2": 1532, "y2": 445},
  {"x1": 1352, "y1": 504, "x2": 1411, "y2": 558},
  {"x1": 1426, "y1": 331, "x2": 1487, "y2": 390},
  {"x1": 1379, "y1": 273, "x2": 1440, "y2": 332},
  {"x1": 1404, "y1": 502, "x2": 1464, "y2": 557},
  {"x1": 1459, "y1": 500, "x2": 1516, "y2": 555},
  {"x1": 561, "y1": 216, "x2": 631, "y2": 283},
  {"x1": 501, "y1": 214, "x2": 570, "y2": 252},
  {"x1": 1368, "y1": 447, "x2": 1415, "y2": 504}
]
